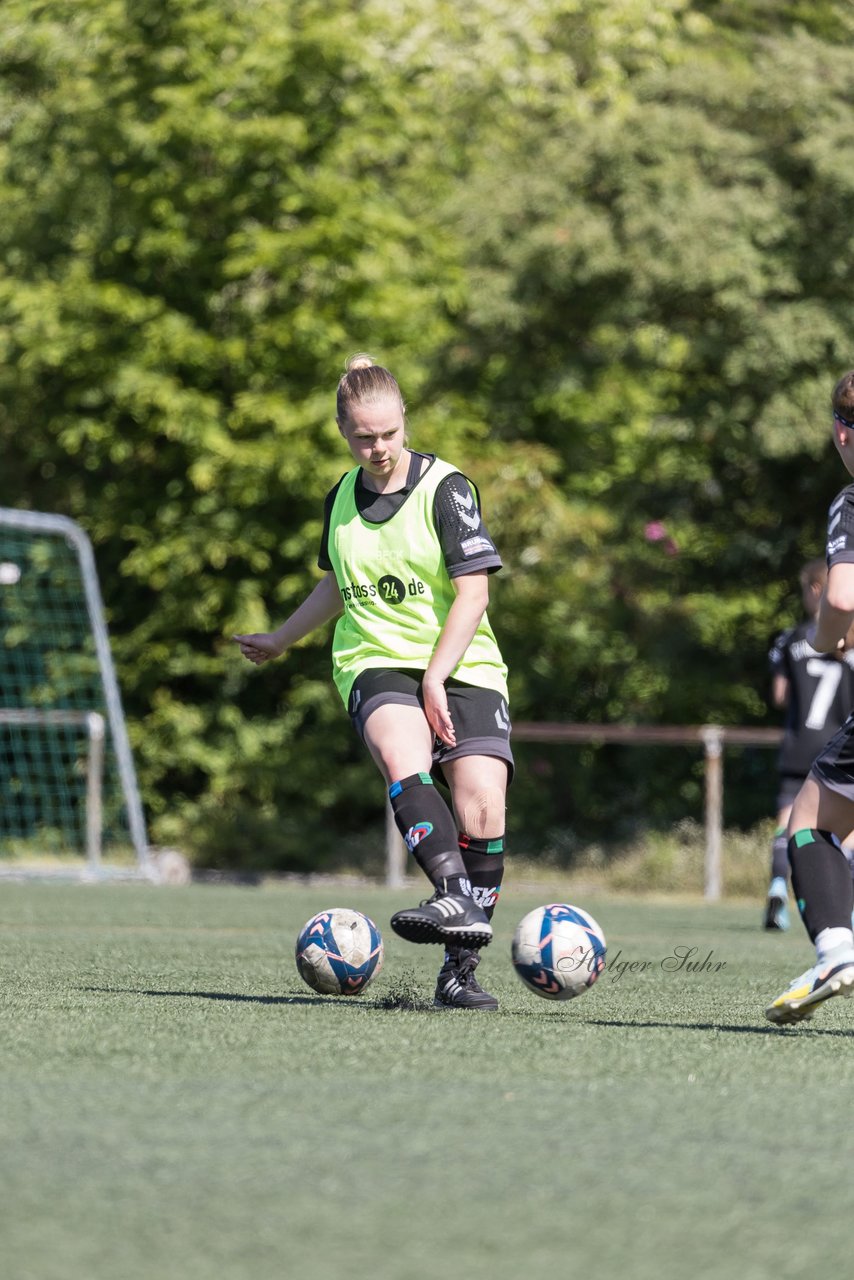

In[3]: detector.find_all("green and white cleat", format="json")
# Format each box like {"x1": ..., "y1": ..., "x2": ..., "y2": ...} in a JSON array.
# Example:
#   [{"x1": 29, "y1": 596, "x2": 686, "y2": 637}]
[{"x1": 765, "y1": 955, "x2": 854, "y2": 1025}]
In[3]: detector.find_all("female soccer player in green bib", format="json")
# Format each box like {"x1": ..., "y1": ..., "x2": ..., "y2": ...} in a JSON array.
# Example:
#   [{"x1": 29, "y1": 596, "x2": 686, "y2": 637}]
[{"x1": 234, "y1": 355, "x2": 513, "y2": 1009}]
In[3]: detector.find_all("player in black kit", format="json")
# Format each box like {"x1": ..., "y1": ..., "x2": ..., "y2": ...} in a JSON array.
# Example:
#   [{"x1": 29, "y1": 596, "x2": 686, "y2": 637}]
[
  {"x1": 763, "y1": 559, "x2": 854, "y2": 929},
  {"x1": 766, "y1": 371, "x2": 854, "y2": 1023}
]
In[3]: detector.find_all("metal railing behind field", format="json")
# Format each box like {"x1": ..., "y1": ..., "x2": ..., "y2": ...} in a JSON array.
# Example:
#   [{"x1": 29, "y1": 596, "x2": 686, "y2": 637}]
[{"x1": 384, "y1": 722, "x2": 784, "y2": 899}]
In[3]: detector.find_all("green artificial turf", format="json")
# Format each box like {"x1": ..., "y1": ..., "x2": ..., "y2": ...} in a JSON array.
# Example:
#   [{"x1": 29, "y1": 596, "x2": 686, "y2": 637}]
[{"x1": 1, "y1": 880, "x2": 850, "y2": 1280}]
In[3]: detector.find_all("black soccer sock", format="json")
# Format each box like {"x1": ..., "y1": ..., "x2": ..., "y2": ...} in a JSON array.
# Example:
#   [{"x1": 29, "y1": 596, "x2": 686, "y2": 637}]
[
  {"x1": 788, "y1": 828, "x2": 854, "y2": 942},
  {"x1": 389, "y1": 773, "x2": 469, "y2": 889},
  {"x1": 770, "y1": 827, "x2": 789, "y2": 883},
  {"x1": 458, "y1": 833, "x2": 505, "y2": 922}
]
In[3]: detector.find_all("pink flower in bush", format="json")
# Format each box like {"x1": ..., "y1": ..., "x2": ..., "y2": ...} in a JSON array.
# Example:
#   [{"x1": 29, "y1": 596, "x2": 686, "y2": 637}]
[{"x1": 644, "y1": 520, "x2": 678, "y2": 556}]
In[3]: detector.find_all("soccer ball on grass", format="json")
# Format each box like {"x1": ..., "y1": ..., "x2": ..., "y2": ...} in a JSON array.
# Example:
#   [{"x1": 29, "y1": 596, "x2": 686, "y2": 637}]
[
  {"x1": 295, "y1": 908, "x2": 384, "y2": 996},
  {"x1": 511, "y1": 902, "x2": 606, "y2": 1001}
]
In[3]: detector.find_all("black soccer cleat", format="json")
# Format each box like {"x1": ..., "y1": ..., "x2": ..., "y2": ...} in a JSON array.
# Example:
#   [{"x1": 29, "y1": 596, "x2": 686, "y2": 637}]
[
  {"x1": 434, "y1": 948, "x2": 498, "y2": 1010},
  {"x1": 390, "y1": 889, "x2": 493, "y2": 947}
]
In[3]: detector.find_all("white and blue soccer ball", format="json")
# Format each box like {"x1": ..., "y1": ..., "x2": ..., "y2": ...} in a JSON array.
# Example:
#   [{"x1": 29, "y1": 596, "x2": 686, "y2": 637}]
[
  {"x1": 511, "y1": 903, "x2": 606, "y2": 1001},
  {"x1": 295, "y1": 908, "x2": 384, "y2": 996}
]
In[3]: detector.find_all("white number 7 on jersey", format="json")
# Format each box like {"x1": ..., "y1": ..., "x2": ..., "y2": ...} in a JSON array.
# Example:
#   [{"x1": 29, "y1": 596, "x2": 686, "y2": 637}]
[{"x1": 805, "y1": 658, "x2": 844, "y2": 731}]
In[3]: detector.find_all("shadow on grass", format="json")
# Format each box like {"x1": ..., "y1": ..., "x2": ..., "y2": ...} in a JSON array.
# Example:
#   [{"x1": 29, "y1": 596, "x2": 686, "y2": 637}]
[
  {"x1": 81, "y1": 986, "x2": 355, "y2": 1007},
  {"x1": 80, "y1": 985, "x2": 436, "y2": 1010},
  {"x1": 585, "y1": 1016, "x2": 854, "y2": 1038},
  {"x1": 83, "y1": 988, "x2": 851, "y2": 1031}
]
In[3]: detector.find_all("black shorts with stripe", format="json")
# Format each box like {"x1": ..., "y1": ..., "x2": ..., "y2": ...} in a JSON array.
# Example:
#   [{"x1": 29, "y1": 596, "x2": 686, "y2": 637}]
[
  {"x1": 810, "y1": 711, "x2": 854, "y2": 801},
  {"x1": 347, "y1": 668, "x2": 514, "y2": 784}
]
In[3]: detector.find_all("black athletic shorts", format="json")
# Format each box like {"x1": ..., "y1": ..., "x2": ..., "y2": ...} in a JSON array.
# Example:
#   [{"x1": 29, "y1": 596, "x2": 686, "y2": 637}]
[
  {"x1": 347, "y1": 668, "x2": 514, "y2": 784},
  {"x1": 810, "y1": 711, "x2": 854, "y2": 801}
]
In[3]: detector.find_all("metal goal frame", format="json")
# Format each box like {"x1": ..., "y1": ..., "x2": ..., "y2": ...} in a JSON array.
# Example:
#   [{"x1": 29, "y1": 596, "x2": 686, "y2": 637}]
[{"x1": 0, "y1": 507, "x2": 152, "y2": 876}]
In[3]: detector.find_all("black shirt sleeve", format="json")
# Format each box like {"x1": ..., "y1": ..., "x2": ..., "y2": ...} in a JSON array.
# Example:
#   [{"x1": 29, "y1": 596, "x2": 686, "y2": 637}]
[
  {"x1": 826, "y1": 485, "x2": 854, "y2": 567},
  {"x1": 317, "y1": 478, "x2": 345, "y2": 571},
  {"x1": 432, "y1": 473, "x2": 503, "y2": 579}
]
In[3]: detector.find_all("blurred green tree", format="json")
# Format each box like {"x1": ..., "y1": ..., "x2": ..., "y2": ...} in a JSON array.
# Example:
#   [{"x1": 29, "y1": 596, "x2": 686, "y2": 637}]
[
  {"x1": 0, "y1": 0, "x2": 466, "y2": 863},
  {"x1": 432, "y1": 3, "x2": 854, "y2": 849},
  {"x1": 2, "y1": 0, "x2": 853, "y2": 864}
]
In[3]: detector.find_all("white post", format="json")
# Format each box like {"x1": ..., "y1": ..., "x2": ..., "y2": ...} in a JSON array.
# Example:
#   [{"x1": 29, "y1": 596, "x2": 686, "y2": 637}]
[
  {"x1": 86, "y1": 712, "x2": 105, "y2": 869},
  {"x1": 701, "y1": 725, "x2": 724, "y2": 902}
]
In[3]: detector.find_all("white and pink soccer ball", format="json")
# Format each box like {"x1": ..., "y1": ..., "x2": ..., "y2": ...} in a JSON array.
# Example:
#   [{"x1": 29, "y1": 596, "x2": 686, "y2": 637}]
[{"x1": 511, "y1": 903, "x2": 606, "y2": 1001}]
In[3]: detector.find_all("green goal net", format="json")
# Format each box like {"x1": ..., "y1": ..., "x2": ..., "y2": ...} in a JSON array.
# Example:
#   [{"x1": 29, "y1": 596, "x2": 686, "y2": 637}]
[{"x1": 0, "y1": 508, "x2": 151, "y2": 874}]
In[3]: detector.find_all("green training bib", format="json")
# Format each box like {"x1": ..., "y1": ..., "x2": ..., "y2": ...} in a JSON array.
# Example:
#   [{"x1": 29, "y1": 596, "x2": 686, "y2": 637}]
[{"x1": 325, "y1": 456, "x2": 508, "y2": 705}]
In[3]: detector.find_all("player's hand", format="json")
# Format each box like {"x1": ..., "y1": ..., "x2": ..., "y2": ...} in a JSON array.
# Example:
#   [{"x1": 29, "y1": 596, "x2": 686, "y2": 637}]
[
  {"x1": 833, "y1": 627, "x2": 854, "y2": 660},
  {"x1": 422, "y1": 675, "x2": 456, "y2": 747},
  {"x1": 231, "y1": 632, "x2": 285, "y2": 666},
  {"x1": 824, "y1": 622, "x2": 854, "y2": 660}
]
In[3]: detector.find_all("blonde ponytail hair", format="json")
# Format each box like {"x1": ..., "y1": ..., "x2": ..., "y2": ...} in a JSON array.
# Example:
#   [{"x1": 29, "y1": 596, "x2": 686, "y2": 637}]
[{"x1": 336, "y1": 353, "x2": 406, "y2": 423}]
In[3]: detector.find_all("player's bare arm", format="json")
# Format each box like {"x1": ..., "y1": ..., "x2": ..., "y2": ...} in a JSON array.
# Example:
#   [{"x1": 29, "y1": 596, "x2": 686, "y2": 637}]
[
  {"x1": 813, "y1": 562, "x2": 854, "y2": 654},
  {"x1": 771, "y1": 673, "x2": 789, "y2": 710},
  {"x1": 232, "y1": 571, "x2": 343, "y2": 665},
  {"x1": 422, "y1": 571, "x2": 490, "y2": 747}
]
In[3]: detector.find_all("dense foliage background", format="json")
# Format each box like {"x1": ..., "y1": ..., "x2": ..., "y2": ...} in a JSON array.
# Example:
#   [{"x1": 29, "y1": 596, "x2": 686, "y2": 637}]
[{"x1": 2, "y1": 0, "x2": 853, "y2": 868}]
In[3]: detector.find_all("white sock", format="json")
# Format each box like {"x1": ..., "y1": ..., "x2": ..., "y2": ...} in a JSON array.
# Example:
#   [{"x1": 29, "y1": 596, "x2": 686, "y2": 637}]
[{"x1": 816, "y1": 927, "x2": 854, "y2": 962}]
